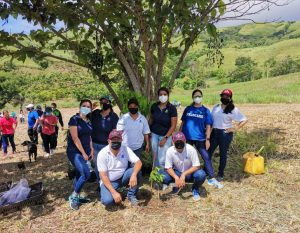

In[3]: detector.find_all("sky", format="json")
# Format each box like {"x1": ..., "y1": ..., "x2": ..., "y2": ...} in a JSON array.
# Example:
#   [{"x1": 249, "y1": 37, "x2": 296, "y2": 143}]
[{"x1": 0, "y1": 0, "x2": 300, "y2": 33}]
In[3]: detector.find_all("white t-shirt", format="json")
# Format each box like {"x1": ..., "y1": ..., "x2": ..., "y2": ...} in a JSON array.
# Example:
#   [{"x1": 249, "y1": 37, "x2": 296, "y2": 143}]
[
  {"x1": 211, "y1": 104, "x2": 247, "y2": 129},
  {"x1": 116, "y1": 112, "x2": 150, "y2": 150},
  {"x1": 165, "y1": 144, "x2": 200, "y2": 172},
  {"x1": 97, "y1": 145, "x2": 140, "y2": 183}
]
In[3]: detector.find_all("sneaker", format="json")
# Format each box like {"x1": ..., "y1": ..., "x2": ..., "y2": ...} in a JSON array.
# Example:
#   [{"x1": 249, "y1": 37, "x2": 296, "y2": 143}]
[
  {"x1": 44, "y1": 153, "x2": 50, "y2": 158},
  {"x1": 128, "y1": 196, "x2": 139, "y2": 206},
  {"x1": 68, "y1": 194, "x2": 80, "y2": 210},
  {"x1": 216, "y1": 176, "x2": 224, "y2": 182},
  {"x1": 208, "y1": 178, "x2": 224, "y2": 189},
  {"x1": 50, "y1": 149, "x2": 55, "y2": 156},
  {"x1": 162, "y1": 184, "x2": 168, "y2": 191},
  {"x1": 78, "y1": 195, "x2": 91, "y2": 204},
  {"x1": 192, "y1": 189, "x2": 200, "y2": 202}
]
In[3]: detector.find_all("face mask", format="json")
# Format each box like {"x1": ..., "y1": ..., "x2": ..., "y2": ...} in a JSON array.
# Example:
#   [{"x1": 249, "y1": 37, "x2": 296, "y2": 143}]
[
  {"x1": 80, "y1": 106, "x2": 91, "y2": 116},
  {"x1": 174, "y1": 141, "x2": 185, "y2": 150},
  {"x1": 129, "y1": 108, "x2": 138, "y2": 115},
  {"x1": 102, "y1": 103, "x2": 111, "y2": 111},
  {"x1": 220, "y1": 98, "x2": 230, "y2": 105},
  {"x1": 45, "y1": 112, "x2": 52, "y2": 116},
  {"x1": 159, "y1": 95, "x2": 168, "y2": 103},
  {"x1": 194, "y1": 97, "x2": 203, "y2": 104},
  {"x1": 111, "y1": 141, "x2": 122, "y2": 150}
]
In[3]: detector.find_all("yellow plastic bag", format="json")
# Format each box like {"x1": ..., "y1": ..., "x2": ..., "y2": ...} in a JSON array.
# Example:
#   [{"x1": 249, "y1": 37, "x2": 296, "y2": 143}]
[{"x1": 243, "y1": 146, "x2": 265, "y2": 175}]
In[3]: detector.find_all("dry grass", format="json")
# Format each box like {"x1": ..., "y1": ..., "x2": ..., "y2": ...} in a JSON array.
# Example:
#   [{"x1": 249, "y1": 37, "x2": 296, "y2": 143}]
[{"x1": 0, "y1": 104, "x2": 299, "y2": 233}]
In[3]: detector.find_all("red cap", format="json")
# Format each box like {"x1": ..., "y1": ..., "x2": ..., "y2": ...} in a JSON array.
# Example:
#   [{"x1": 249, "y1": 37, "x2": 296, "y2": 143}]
[
  {"x1": 172, "y1": 132, "x2": 186, "y2": 143},
  {"x1": 220, "y1": 89, "x2": 233, "y2": 97},
  {"x1": 108, "y1": 129, "x2": 122, "y2": 141}
]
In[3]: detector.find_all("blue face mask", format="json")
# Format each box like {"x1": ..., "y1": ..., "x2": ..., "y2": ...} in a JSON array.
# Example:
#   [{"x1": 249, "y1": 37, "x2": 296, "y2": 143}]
[{"x1": 80, "y1": 106, "x2": 91, "y2": 116}]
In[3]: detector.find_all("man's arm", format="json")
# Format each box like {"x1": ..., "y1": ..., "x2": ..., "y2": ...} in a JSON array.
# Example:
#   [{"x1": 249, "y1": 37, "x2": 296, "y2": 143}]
[{"x1": 129, "y1": 160, "x2": 142, "y2": 188}]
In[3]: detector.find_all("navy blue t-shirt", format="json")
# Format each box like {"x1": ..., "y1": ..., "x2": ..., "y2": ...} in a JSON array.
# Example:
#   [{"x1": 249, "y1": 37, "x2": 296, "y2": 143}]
[
  {"x1": 181, "y1": 105, "x2": 213, "y2": 141},
  {"x1": 150, "y1": 102, "x2": 177, "y2": 136},
  {"x1": 67, "y1": 114, "x2": 93, "y2": 155},
  {"x1": 91, "y1": 109, "x2": 119, "y2": 145}
]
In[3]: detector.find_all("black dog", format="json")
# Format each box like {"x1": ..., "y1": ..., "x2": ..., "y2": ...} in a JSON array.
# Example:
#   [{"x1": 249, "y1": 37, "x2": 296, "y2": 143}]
[{"x1": 21, "y1": 141, "x2": 37, "y2": 162}]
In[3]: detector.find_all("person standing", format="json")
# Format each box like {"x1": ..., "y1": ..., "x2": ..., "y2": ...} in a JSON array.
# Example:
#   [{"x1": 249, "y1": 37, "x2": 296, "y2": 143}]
[
  {"x1": 180, "y1": 89, "x2": 223, "y2": 188},
  {"x1": 208, "y1": 89, "x2": 248, "y2": 181},
  {"x1": 19, "y1": 110, "x2": 25, "y2": 124},
  {"x1": 117, "y1": 98, "x2": 150, "y2": 158},
  {"x1": 67, "y1": 99, "x2": 94, "y2": 210},
  {"x1": 51, "y1": 103, "x2": 64, "y2": 151},
  {"x1": 90, "y1": 95, "x2": 119, "y2": 184},
  {"x1": 149, "y1": 87, "x2": 177, "y2": 168},
  {"x1": 0, "y1": 110, "x2": 17, "y2": 158},
  {"x1": 26, "y1": 104, "x2": 39, "y2": 144},
  {"x1": 39, "y1": 107, "x2": 58, "y2": 158}
]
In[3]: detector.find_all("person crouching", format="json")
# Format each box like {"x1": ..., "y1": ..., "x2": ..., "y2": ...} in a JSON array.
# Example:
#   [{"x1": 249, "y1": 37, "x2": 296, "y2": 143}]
[{"x1": 97, "y1": 129, "x2": 142, "y2": 206}]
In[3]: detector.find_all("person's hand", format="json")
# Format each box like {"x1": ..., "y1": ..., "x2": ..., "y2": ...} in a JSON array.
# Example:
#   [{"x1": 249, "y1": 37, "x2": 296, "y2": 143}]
[
  {"x1": 145, "y1": 143, "x2": 150, "y2": 153},
  {"x1": 179, "y1": 174, "x2": 186, "y2": 188},
  {"x1": 205, "y1": 140, "x2": 210, "y2": 150},
  {"x1": 33, "y1": 126, "x2": 37, "y2": 130},
  {"x1": 112, "y1": 191, "x2": 122, "y2": 204},
  {"x1": 159, "y1": 137, "x2": 167, "y2": 147},
  {"x1": 129, "y1": 175, "x2": 137, "y2": 188},
  {"x1": 175, "y1": 177, "x2": 184, "y2": 189},
  {"x1": 83, "y1": 153, "x2": 89, "y2": 161},
  {"x1": 225, "y1": 127, "x2": 236, "y2": 133},
  {"x1": 90, "y1": 149, "x2": 95, "y2": 160}
]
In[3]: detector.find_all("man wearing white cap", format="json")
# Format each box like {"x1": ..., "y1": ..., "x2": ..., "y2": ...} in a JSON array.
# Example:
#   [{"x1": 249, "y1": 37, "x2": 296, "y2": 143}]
[{"x1": 26, "y1": 104, "x2": 39, "y2": 144}]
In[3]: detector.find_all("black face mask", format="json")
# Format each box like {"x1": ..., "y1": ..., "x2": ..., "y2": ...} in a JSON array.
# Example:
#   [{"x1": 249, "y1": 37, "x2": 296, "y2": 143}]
[
  {"x1": 128, "y1": 108, "x2": 138, "y2": 115},
  {"x1": 102, "y1": 103, "x2": 111, "y2": 111},
  {"x1": 220, "y1": 97, "x2": 230, "y2": 105},
  {"x1": 174, "y1": 141, "x2": 185, "y2": 150},
  {"x1": 111, "y1": 141, "x2": 122, "y2": 150}
]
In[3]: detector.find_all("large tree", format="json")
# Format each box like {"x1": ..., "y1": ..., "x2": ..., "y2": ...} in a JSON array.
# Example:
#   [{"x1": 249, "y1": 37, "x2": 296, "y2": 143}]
[{"x1": 0, "y1": 0, "x2": 286, "y2": 109}]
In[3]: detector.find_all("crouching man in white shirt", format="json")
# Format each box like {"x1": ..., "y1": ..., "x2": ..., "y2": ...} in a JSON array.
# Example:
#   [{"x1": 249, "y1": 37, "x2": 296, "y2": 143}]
[
  {"x1": 97, "y1": 129, "x2": 142, "y2": 206},
  {"x1": 162, "y1": 132, "x2": 206, "y2": 201}
]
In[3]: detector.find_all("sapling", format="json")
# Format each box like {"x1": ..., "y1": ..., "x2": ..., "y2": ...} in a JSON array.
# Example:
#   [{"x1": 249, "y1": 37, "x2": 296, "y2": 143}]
[{"x1": 149, "y1": 167, "x2": 164, "y2": 199}]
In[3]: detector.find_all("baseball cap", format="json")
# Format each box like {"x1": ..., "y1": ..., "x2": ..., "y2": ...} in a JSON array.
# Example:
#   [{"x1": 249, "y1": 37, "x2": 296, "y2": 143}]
[
  {"x1": 36, "y1": 105, "x2": 42, "y2": 110},
  {"x1": 108, "y1": 129, "x2": 122, "y2": 141},
  {"x1": 220, "y1": 89, "x2": 233, "y2": 97},
  {"x1": 100, "y1": 95, "x2": 112, "y2": 103},
  {"x1": 25, "y1": 104, "x2": 34, "y2": 108},
  {"x1": 172, "y1": 132, "x2": 186, "y2": 143}
]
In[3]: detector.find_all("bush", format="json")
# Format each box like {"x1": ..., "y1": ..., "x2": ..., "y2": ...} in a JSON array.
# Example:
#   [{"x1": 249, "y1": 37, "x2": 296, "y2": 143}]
[{"x1": 270, "y1": 56, "x2": 300, "y2": 77}]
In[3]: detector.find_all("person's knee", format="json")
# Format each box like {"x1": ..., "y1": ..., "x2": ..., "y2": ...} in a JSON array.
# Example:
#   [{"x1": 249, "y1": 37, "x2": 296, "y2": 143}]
[
  {"x1": 101, "y1": 196, "x2": 114, "y2": 206},
  {"x1": 194, "y1": 170, "x2": 206, "y2": 182}
]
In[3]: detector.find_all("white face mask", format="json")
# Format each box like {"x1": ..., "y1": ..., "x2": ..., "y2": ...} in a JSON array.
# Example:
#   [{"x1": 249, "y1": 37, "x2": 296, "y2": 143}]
[
  {"x1": 194, "y1": 97, "x2": 202, "y2": 104},
  {"x1": 159, "y1": 95, "x2": 168, "y2": 103}
]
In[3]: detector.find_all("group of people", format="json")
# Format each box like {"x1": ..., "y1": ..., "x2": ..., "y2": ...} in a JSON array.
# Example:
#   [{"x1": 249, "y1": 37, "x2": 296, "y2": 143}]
[
  {"x1": 0, "y1": 103, "x2": 64, "y2": 158},
  {"x1": 66, "y1": 87, "x2": 247, "y2": 210}
]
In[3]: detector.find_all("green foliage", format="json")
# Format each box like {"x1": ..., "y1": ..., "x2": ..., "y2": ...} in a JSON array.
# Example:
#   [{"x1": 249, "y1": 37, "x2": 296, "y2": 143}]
[
  {"x1": 149, "y1": 167, "x2": 164, "y2": 185},
  {"x1": 0, "y1": 75, "x2": 22, "y2": 109},
  {"x1": 2, "y1": 61, "x2": 16, "y2": 72},
  {"x1": 270, "y1": 56, "x2": 300, "y2": 77}
]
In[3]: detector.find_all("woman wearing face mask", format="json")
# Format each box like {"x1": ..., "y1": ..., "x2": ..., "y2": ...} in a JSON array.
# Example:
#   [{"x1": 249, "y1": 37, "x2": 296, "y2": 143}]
[
  {"x1": 39, "y1": 107, "x2": 58, "y2": 158},
  {"x1": 90, "y1": 95, "x2": 119, "y2": 184},
  {"x1": 180, "y1": 89, "x2": 223, "y2": 188},
  {"x1": 67, "y1": 99, "x2": 94, "y2": 210},
  {"x1": 117, "y1": 97, "x2": 150, "y2": 158},
  {"x1": 0, "y1": 110, "x2": 17, "y2": 158},
  {"x1": 208, "y1": 89, "x2": 248, "y2": 181},
  {"x1": 149, "y1": 87, "x2": 178, "y2": 168}
]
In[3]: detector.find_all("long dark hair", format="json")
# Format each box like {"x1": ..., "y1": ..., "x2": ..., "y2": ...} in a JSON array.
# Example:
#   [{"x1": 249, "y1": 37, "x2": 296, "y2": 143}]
[
  {"x1": 223, "y1": 100, "x2": 235, "y2": 114},
  {"x1": 190, "y1": 89, "x2": 203, "y2": 106}
]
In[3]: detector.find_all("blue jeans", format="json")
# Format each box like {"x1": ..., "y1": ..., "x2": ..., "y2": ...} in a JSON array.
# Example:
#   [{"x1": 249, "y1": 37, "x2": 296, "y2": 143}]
[
  {"x1": 92, "y1": 143, "x2": 107, "y2": 184},
  {"x1": 133, "y1": 147, "x2": 143, "y2": 158},
  {"x1": 161, "y1": 169, "x2": 206, "y2": 191},
  {"x1": 2, "y1": 134, "x2": 16, "y2": 154},
  {"x1": 151, "y1": 133, "x2": 172, "y2": 168},
  {"x1": 67, "y1": 151, "x2": 91, "y2": 193},
  {"x1": 187, "y1": 140, "x2": 215, "y2": 179},
  {"x1": 208, "y1": 129, "x2": 233, "y2": 177},
  {"x1": 100, "y1": 168, "x2": 142, "y2": 206}
]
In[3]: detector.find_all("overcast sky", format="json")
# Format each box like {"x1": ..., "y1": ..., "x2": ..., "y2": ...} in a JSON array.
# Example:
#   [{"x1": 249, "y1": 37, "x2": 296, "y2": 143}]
[{"x1": 1, "y1": 0, "x2": 300, "y2": 33}]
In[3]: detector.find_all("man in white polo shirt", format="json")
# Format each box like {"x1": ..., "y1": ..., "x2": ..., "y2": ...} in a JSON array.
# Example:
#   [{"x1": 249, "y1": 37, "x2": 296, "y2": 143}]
[
  {"x1": 162, "y1": 132, "x2": 206, "y2": 201},
  {"x1": 117, "y1": 97, "x2": 150, "y2": 157},
  {"x1": 97, "y1": 129, "x2": 142, "y2": 206}
]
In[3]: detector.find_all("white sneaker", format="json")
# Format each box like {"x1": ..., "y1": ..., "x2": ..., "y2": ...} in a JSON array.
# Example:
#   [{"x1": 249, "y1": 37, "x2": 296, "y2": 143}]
[
  {"x1": 44, "y1": 153, "x2": 50, "y2": 158},
  {"x1": 50, "y1": 149, "x2": 55, "y2": 156},
  {"x1": 207, "y1": 178, "x2": 224, "y2": 189}
]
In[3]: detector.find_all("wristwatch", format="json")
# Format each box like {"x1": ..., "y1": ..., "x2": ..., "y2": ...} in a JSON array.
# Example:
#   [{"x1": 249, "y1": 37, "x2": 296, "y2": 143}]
[{"x1": 164, "y1": 135, "x2": 169, "y2": 139}]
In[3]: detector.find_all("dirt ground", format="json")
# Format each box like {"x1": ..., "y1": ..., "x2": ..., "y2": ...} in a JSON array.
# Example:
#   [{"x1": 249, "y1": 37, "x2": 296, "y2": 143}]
[{"x1": 0, "y1": 104, "x2": 299, "y2": 233}]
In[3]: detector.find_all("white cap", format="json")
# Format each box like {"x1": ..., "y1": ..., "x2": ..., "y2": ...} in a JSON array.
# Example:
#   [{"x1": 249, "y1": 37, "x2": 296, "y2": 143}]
[{"x1": 25, "y1": 104, "x2": 34, "y2": 108}]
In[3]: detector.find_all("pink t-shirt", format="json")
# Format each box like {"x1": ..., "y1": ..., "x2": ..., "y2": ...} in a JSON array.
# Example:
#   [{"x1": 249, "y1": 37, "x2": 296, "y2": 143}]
[
  {"x1": 40, "y1": 115, "x2": 58, "y2": 135},
  {"x1": 0, "y1": 117, "x2": 17, "y2": 135}
]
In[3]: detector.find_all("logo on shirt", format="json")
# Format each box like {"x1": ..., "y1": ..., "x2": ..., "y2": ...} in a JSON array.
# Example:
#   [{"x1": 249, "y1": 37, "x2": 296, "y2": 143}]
[{"x1": 186, "y1": 112, "x2": 204, "y2": 118}]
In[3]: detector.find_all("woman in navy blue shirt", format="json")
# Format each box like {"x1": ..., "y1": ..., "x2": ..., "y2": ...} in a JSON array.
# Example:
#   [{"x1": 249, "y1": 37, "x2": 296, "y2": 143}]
[
  {"x1": 180, "y1": 89, "x2": 223, "y2": 189},
  {"x1": 67, "y1": 99, "x2": 93, "y2": 210}
]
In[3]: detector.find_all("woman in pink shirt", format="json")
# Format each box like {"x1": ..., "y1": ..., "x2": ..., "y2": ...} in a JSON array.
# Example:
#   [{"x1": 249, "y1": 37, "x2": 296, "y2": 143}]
[
  {"x1": 0, "y1": 110, "x2": 18, "y2": 158},
  {"x1": 39, "y1": 107, "x2": 58, "y2": 158}
]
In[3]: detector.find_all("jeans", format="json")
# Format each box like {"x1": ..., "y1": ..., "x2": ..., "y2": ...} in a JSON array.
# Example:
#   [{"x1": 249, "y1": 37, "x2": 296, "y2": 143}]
[
  {"x1": 92, "y1": 142, "x2": 107, "y2": 184},
  {"x1": 100, "y1": 168, "x2": 142, "y2": 206},
  {"x1": 41, "y1": 133, "x2": 56, "y2": 153},
  {"x1": 187, "y1": 140, "x2": 215, "y2": 179},
  {"x1": 28, "y1": 128, "x2": 38, "y2": 144},
  {"x1": 161, "y1": 169, "x2": 206, "y2": 191},
  {"x1": 133, "y1": 147, "x2": 143, "y2": 158},
  {"x1": 67, "y1": 151, "x2": 91, "y2": 193},
  {"x1": 1, "y1": 134, "x2": 16, "y2": 154},
  {"x1": 53, "y1": 126, "x2": 59, "y2": 149},
  {"x1": 208, "y1": 129, "x2": 233, "y2": 177},
  {"x1": 151, "y1": 133, "x2": 172, "y2": 168}
]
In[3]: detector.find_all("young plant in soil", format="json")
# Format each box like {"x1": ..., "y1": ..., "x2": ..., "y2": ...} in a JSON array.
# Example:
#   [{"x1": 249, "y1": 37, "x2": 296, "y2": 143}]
[{"x1": 149, "y1": 167, "x2": 164, "y2": 199}]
